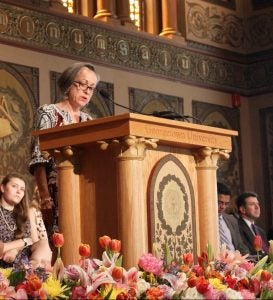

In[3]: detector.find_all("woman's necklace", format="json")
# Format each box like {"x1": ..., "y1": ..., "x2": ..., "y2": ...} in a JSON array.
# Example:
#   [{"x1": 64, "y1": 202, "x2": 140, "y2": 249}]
[{"x1": 0, "y1": 206, "x2": 16, "y2": 231}]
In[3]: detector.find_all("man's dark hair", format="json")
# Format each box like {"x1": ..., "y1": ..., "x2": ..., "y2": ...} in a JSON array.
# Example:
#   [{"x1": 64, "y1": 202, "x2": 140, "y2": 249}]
[
  {"x1": 217, "y1": 182, "x2": 231, "y2": 196},
  {"x1": 236, "y1": 192, "x2": 258, "y2": 212}
]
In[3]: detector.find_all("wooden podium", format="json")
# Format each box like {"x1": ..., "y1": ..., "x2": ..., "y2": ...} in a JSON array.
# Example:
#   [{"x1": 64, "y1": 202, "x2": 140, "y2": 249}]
[{"x1": 33, "y1": 113, "x2": 237, "y2": 267}]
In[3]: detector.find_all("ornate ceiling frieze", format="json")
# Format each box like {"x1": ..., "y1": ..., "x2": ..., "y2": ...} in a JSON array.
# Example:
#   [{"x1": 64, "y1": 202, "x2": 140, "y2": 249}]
[
  {"x1": 186, "y1": 1, "x2": 273, "y2": 53},
  {"x1": 0, "y1": 2, "x2": 272, "y2": 96}
]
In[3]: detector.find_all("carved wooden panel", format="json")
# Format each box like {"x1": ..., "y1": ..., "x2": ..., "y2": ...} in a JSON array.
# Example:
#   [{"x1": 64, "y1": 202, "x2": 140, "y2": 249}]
[{"x1": 148, "y1": 154, "x2": 197, "y2": 261}]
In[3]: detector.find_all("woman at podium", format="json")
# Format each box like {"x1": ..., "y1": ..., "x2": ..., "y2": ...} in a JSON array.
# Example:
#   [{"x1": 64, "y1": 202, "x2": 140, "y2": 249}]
[{"x1": 29, "y1": 62, "x2": 100, "y2": 239}]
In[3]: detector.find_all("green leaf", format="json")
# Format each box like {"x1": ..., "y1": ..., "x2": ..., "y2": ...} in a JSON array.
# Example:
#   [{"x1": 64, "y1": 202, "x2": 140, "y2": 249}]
[
  {"x1": 164, "y1": 243, "x2": 172, "y2": 267},
  {"x1": 104, "y1": 285, "x2": 113, "y2": 300},
  {"x1": 249, "y1": 255, "x2": 268, "y2": 276},
  {"x1": 116, "y1": 255, "x2": 123, "y2": 267},
  {"x1": 8, "y1": 270, "x2": 26, "y2": 286},
  {"x1": 105, "y1": 246, "x2": 112, "y2": 259},
  {"x1": 266, "y1": 261, "x2": 273, "y2": 273},
  {"x1": 206, "y1": 243, "x2": 214, "y2": 262}
]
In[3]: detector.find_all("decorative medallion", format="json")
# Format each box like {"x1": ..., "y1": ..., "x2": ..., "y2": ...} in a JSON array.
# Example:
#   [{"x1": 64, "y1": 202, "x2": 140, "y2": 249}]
[
  {"x1": 18, "y1": 16, "x2": 35, "y2": 39},
  {"x1": 176, "y1": 54, "x2": 192, "y2": 76},
  {"x1": 117, "y1": 40, "x2": 130, "y2": 62},
  {"x1": 71, "y1": 28, "x2": 84, "y2": 51},
  {"x1": 148, "y1": 154, "x2": 197, "y2": 261},
  {"x1": 157, "y1": 174, "x2": 189, "y2": 235},
  {"x1": 94, "y1": 34, "x2": 108, "y2": 56},
  {"x1": 138, "y1": 45, "x2": 151, "y2": 66},
  {"x1": 45, "y1": 22, "x2": 61, "y2": 45},
  {"x1": 158, "y1": 50, "x2": 172, "y2": 71},
  {"x1": 196, "y1": 59, "x2": 210, "y2": 79}
]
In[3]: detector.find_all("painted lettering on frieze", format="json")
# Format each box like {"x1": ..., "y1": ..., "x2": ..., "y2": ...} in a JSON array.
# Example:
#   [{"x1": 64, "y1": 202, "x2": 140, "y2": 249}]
[
  {"x1": 139, "y1": 45, "x2": 151, "y2": 66},
  {"x1": 158, "y1": 50, "x2": 171, "y2": 71},
  {"x1": 19, "y1": 16, "x2": 34, "y2": 39},
  {"x1": 46, "y1": 23, "x2": 61, "y2": 45},
  {"x1": 95, "y1": 35, "x2": 107, "y2": 56},
  {"x1": 117, "y1": 40, "x2": 129, "y2": 61},
  {"x1": 71, "y1": 29, "x2": 84, "y2": 50}
]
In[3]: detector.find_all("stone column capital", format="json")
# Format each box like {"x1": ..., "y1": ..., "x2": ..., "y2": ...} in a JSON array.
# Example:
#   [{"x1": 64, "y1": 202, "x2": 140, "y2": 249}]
[
  {"x1": 193, "y1": 147, "x2": 230, "y2": 168},
  {"x1": 98, "y1": 135, "x2": 158, "y2": 160}
]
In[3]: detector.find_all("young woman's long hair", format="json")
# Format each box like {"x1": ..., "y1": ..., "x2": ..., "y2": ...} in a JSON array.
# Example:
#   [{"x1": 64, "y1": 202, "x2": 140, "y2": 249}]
[{"x1": 0, "y1": 173, "x2": 29, "y2": 238}]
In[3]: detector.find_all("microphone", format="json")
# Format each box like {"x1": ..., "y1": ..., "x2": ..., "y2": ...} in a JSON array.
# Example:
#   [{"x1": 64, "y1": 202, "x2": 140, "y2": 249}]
[
  {"x1": 152, "y1": 111, "x2": 202, "y2": 124},
  {"x1": 97, "y1": 89, "x2": 142, "y2": 114},
  {"x1": 97, "y1": 89, "x2": 202, "y2": 124}
]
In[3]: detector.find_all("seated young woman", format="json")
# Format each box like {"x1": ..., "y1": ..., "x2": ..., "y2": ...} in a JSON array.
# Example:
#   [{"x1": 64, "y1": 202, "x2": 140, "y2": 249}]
[{"x1": 0, "y1": 172, "x2": 52, "y2": 268}]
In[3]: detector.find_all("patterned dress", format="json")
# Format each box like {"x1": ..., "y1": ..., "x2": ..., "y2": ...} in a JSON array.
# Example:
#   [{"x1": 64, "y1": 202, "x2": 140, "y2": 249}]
[
  {"x1": 0, "y1": 207, "x2": 31, "y2": 268},
  {"x1": 29, "y1": 104, "x2": 92, "y2": 238}
]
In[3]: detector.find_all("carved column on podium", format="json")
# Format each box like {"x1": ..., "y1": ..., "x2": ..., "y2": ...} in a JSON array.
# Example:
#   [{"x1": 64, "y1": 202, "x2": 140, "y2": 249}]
[
  {"x1": 54, "y1": 146, "x2": 81, "y2": 265},
  {"x1": 193, "y1": 147, "x2": 230, "y2": 254},
  {"x1": 99, "y1": 136, "x2": 157, "y2": 268}
]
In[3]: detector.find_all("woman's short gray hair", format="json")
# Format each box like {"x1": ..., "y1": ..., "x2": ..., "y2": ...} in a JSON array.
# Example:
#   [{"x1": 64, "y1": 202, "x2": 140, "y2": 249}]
[{"x1": 57, "y1": 62, "x2": 100, "y2": 94}]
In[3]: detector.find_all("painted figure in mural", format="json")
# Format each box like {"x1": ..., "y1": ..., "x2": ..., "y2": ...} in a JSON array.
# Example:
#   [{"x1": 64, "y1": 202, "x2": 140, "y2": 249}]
[
  {"x1": 0, "y1": 173, "x2": 51, "y2": 268},
  {"x1": 29, "y1": 62, "x2": 100, "y2": 240},
  {"x1": 217, "y1": 182, "x2": 248, "y2": 254},
  {"x1": 0, "y1": 96, "x2": 19, "y2": 138},
  {"x1": 236, "y1": 192, "x2": 268, "y2": 255}
]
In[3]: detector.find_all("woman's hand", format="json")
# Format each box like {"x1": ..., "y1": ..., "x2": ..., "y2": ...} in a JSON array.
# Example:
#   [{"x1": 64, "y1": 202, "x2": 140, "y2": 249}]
[
  {"x1": 2, "y1": 249, "x2": 18, "y2": 263},
  {"x1": 41, "y1": 197, "x2": 54, "y2": 210}
]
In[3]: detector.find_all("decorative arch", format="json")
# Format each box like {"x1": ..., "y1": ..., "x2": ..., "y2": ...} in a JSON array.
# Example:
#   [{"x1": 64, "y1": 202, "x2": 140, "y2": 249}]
[
  {"x1": 192, "y1": 100, "x2": 242, "y2": 204},
  {"x1": 0, "y1": 61, "x2": 39, "y2": 197},
  {"x1": 148, "y1": 154, "x2": 197, "y2": 262}
]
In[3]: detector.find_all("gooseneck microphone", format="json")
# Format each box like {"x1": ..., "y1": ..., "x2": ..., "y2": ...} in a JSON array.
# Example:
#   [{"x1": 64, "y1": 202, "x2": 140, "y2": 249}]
[
  {"x1": 152, "y1": 111, "x2": 202, "y2": 124},
  {"x1": 98, "y1": 89, "x2": 143, "y2": 114},
  {"x1": 97, "y1": 89, "x2": 202, "y2": 124}
]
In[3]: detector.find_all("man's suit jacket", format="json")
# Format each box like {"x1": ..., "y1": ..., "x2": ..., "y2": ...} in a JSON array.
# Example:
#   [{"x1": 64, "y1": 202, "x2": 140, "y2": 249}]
[
  {"x1": 222, "y1": 213, "x2": 249, "y2": 255},
  {"x1": 237, "y1": 217, "x2": 268, "y2": 255}
]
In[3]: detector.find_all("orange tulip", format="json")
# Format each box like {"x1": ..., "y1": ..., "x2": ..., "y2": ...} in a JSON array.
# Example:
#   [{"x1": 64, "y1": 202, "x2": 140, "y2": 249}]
[
  {"x1": 196, "y1": 277, "x2": 209, "y2": 294},
  {"x1": 52, "y1": 233, "x2": 64, "y2": 248},
  {"x1": 146, "y1": 287, "x2": 164, "y2": 299},
  {"x1": 79, "y1": 243, "x2": 91, "y2": 257},
  {"x1": 253, "y1": 235, "x2": 262, "y2": 252},
  {"x1": 112, "y1": 266, "x2": 123, "y2": 280},
  {"x1": 109, "y1": 239, "x2": 121, "y2": 253},
  {"x1": 183, "y1": 253, "x2": 194, "y2": 265},
  {"x1": 261, "y1": 270, "x2": 272, "y2": 282},
  {"x1": 99, "y1": 235, "x2": 111, "y2": 249},
  {"x1": 187, "y1": 275, "x2": 197, "y2": 288},
  {"x1": 25, "y1": 275, "x2": 42, "y2": 294}
]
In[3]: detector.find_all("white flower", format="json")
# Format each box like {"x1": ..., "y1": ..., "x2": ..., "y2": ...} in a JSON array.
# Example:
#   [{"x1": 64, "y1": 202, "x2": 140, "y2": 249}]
[
  {"x1": 225, "y1": 288, "x2": 243, "y2": 299},
  {"x1": 181, "y1": 287, "x2": 204, "y2": 299},
  {"x1": 162, "y1": 272, "x2": 187, "y2": 294},
  {"x1": 136, "y1": 278, "x2": 150, "y2": 297}
]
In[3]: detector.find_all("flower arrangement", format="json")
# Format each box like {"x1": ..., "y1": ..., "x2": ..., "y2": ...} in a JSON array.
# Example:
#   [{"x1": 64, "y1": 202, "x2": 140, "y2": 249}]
[{"x1": 1, "y1": 234, "x2": 273, "y2": 299}]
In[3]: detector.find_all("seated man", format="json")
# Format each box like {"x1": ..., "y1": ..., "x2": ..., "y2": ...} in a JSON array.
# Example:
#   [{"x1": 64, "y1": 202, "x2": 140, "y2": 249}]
[
  {"x1": 236, "y1": 192, "x2": 268, "y2": 255},
  {"x1": 217, "y1": 182, "x2": 248, "y2": 254}
]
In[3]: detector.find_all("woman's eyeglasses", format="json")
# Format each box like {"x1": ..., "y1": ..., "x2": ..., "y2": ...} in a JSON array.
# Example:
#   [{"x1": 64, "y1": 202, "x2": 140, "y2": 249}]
[{"x1": 73, "y1": 81, "x2": 95, "y2": 93}]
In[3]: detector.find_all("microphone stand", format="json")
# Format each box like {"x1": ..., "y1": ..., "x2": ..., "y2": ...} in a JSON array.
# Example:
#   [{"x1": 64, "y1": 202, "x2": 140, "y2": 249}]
[
  {"x1": 97, "y1": 89, "x2": 145, "y2": 114},
  {"x1": 97, "y1": 89, "x2": 202, "y2": 124}
]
